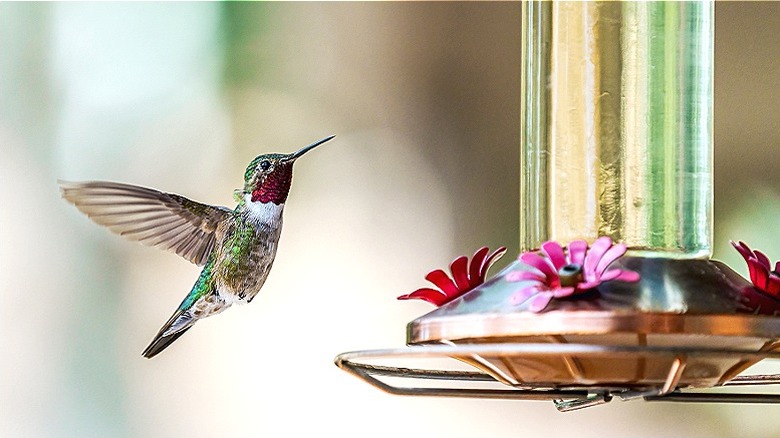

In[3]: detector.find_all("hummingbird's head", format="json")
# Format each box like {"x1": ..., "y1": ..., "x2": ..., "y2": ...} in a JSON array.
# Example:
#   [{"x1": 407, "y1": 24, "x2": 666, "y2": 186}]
[{"x1": 242, "y1": 135, "x2": 334, "y2": 205}]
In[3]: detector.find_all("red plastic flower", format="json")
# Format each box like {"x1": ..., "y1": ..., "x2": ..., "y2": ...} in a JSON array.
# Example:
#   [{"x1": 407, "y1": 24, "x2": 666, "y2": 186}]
[
  {"x1": 732, "y1": 240, "x2": 780, "y2": 297},
  {"x1": 397, "y1": 247, "x2": 507, "y2": 306},
  {"x1": 508, "y1": 236, "x2": 640, "y2": 312}
]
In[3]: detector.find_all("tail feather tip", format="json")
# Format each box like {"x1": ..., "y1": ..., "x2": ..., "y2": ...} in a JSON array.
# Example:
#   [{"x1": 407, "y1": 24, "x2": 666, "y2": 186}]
[{"x1": 141, "y1": 328, "x2": 190, "y2": 359}]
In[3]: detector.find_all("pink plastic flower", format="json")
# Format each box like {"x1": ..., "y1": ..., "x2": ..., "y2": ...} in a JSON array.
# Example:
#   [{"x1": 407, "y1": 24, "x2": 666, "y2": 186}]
[
  {"x1": 398, "y1": 247, "x2": 507, "y2": 306},
  {"x1": 732, "y1": 240, "x2": 780, "y2": 297},
  {"x1": 508, "y1": 236, "x2": 640, "y2": 312}
]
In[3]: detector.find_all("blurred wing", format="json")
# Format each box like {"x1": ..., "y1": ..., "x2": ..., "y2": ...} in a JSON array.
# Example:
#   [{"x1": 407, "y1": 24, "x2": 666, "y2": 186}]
[{"x1": 60, "y1": 180, "x2": 231, "y2": 266}]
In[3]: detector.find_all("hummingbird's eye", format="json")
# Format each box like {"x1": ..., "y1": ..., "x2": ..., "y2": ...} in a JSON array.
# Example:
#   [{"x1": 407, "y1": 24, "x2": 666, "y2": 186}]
[{"x1": 259, "y1": 160, "x2": 271, "y2": 171}]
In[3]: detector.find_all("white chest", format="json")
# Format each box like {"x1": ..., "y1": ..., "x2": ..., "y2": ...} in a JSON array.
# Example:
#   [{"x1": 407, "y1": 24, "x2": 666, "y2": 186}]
[{"x1": 244, "y1": 194, "x2": 284, "y2": 226}]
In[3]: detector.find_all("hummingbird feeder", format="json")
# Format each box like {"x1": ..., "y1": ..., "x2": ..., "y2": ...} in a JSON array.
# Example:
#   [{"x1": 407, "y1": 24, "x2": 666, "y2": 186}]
[{"x1": 335, "y1": 2, "x2": 780, "y2": 411}]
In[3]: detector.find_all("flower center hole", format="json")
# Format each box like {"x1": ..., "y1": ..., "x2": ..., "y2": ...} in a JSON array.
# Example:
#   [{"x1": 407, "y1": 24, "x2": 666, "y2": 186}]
[{"x1": 558, "y1": 263, "x2": 583, "y2": 287}]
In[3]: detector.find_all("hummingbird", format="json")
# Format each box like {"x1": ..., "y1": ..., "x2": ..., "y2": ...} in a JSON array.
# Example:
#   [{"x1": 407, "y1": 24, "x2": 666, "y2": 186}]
[{"x1": 60, "y1": 135, "x2": 335, "y2": 358}]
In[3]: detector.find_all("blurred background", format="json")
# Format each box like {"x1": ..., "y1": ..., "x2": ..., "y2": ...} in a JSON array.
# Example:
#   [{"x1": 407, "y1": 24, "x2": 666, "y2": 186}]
[{"x1": 1, "y1": 2, "x2": 779, "y2": 437}]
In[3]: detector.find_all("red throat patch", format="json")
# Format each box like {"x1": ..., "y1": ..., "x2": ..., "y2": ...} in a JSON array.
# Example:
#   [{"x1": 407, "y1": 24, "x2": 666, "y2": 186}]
[{"x1": 251, "y1": 163, "x2": 293, "y2": 204}]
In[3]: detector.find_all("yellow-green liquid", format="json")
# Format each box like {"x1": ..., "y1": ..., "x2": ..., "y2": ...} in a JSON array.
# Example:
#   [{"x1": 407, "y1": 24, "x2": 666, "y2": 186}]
[{"x1": 521, "y1": 1, "x2": 713, "y2": 258}]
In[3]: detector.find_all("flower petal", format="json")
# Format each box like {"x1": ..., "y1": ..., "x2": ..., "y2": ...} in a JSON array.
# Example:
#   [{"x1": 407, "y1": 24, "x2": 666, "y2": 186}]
[
  {"x1": 519, "y1": 252, "x2": 557, "y2": 282},
  {"x1": 599, "y1": 269, "x2": 620, "y2": 281},
  {"x1": 468, "y1": 247, "x2": 490, "y2": 287},
  {"x1": 480, "y1": 246, "x2": 507, "y2": 280},
  {"x1": 568, "y1": 240, "x2": 588, "y2": 266},
  {"x1": 731, "y1": 240, "x2": 753, "y2": 262},
  {"x1": 747, "y1": 257, "x2": 758, "y2": 285},
  {"x1": 541, "y1": 241, "x2": 567, "y2": 270},
  {"x1": 506, "y1": 270, "x2": 546, "y2": 282},
  {"x1": 577, "y1": 281, "x2": 602, "y2": 290},
  {"x1": 748, "y1": 259, "x2": 770, "y2": 290},
  {"x1": 397, "y1": 288, "x2": 448, "y2": 306},
  {"x1": 450, "y1": 256, "x2": 470, "y2": 292},
  {"x1": 425, "y1": 269, "x2": 460, "y2": 298},
  {"x1": 510, "y1": 286, "x2": 540, "y2": 305},
  {"x1": 601, "y1": 269, "x2": 641, "y2": 283},
  {"x1": 553, "y1": 286, "x2": 576, "y2": 298},
  {"x1": 583, "y1": 236, "x2": 613, "y2": 279},
  {"x1": 529, "y1": 293, "x2": 554, "y2": 312},
  {"x1": 766, "y1": 275, "x2": 780, "y2": 295},
  {"x1": 755, "y1": 250, "x2": 772, "y2": 270},
  {"x1": 595, "y1": 242, "x2": 627, "y2": 277}
]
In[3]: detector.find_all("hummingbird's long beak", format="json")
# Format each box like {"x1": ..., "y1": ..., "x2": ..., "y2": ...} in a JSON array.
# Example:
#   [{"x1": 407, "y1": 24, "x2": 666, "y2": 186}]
[{"x1": 286, "y1": 135, "x2": 335, "y2": 162}]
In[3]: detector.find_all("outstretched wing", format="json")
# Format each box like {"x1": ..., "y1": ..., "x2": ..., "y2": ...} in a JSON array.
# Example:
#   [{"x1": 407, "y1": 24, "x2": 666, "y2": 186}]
[{"x1": 60, "y1": 180, "x2": 231, "y2": 266}]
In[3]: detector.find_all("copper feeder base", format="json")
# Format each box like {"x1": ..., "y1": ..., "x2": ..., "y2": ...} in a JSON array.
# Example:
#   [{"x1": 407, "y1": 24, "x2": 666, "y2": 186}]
[
  {"x1": 407, "y1": 257, "x2": 780, "y2": 389},
  {"x1": 336, "y1": 257, "x2": 780, "y2": 410}
]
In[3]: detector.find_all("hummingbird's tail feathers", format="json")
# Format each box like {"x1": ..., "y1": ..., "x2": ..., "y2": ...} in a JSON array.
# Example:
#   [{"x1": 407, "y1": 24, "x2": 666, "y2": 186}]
[
  {"x1": 142, "y1": 308, "x2": 196, "y2": 359},
  {"x1": 142, "y1": 327, "x2": 191, "y2": 359},
  {"x1": 162, "y1": 312, "x2": 194, "y2": 337}
]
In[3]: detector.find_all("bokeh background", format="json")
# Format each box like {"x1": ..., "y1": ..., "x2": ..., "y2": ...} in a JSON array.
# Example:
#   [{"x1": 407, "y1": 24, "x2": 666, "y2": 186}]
[{"x1": 1, "y1": 2, "x2": 779, "y2": 437}]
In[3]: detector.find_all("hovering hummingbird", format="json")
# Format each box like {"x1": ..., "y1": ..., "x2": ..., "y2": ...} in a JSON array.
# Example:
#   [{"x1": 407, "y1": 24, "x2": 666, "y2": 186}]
[{"x1": 60, "y1": 135, "x2": 335, "y2": 358}]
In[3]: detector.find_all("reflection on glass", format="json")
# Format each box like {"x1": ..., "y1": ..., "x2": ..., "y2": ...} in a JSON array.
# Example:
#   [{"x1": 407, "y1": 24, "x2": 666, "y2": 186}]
[{"x1": 521, "y1": 1, "x2": 714, "y2": 259}]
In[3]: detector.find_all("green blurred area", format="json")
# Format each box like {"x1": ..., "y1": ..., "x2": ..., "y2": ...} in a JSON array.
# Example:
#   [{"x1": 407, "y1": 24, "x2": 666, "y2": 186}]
[{"x1": 1, "y1": 3, "x2": 779, "y2": 438}]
